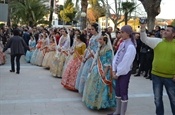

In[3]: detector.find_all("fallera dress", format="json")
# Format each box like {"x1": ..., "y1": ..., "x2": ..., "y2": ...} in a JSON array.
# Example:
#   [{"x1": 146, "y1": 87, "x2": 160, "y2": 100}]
[
  {"x1": 0, "y1": 42, "x2": 5, "y2": 65},
  {"x1": 75, "y1": 33, "x2": 101, "y2": 94},
  {"x1": 25, "y1": 39, "x2": 36, "y2": 63},
  {"x1": 50, "y1": 35, "x2": 70, "y2": 77},
  {"x1": 30, "y1": 38, "x2": 43, "y2": 65},
  {"x1": 82, "y1": 45, "x2": 116, "y2": 110},
  {"x1": 61, "y1": 42, "x2": 86, "y2": 91},
  {"x1": 42, "y1": 42, "x2": 56, "y2": 68}
]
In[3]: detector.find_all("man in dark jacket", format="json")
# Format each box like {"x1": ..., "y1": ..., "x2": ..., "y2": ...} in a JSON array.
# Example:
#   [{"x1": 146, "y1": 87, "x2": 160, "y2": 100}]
[{"x1": 3, "y1": 29, "x2": 30, "y2": 74}]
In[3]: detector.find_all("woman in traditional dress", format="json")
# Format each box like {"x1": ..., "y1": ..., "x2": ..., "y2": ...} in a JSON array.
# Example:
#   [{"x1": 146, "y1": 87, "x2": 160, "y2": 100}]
[
  {"x1": 61, "y1": 34, "x2": 86, "y2": 91},
  {"x1": 82, "y1": 32, "x2": 116, "y2": 110},
  {"x1": 0, "y1": 40, "x2": 5, "y2": 65},
  {"x1": 50, "y1": 28, "x2": 70, "y2": 77},
  {"x1": 42, "y1": 35, "x2": 57, "y2": 69},
  {"x1": 30, "y1": 34, "x2": 43, "y2": 65},
  {"x1": 75, "y1": 23, "x2": 101, "y2": 95},
  {"x1": 25, "y1": 36, "x2": 36, "y2": 63},
  {"x1": 35, "y1": 33, "x2": 49, "y2": 66}
]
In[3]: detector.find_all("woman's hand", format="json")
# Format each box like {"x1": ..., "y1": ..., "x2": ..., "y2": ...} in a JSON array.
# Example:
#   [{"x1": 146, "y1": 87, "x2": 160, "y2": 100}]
[
  {"x1": 83, "y1": 57, "x2": 87, "y2": 63},
  {"x1": 58, "y1": 48, "x2": 61, "y2": 52},
  {"x1": 70, "y1": 50, "x2": 74, "y2": 55}
]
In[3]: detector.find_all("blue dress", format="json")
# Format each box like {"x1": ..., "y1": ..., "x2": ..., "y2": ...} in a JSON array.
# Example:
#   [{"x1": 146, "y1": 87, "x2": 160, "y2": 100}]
[
  {"x1": 25, "y1": 40, "x2": 36, "y2": 63},
  {"x1": 82, "y1": 45, "x2": 116, "y2": 110},
  {"x1": 75, "y1": 33, "x2": 101, "y2": 95}
]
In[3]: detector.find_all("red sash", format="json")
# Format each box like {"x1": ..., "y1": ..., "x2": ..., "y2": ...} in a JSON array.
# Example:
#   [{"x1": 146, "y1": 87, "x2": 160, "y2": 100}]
[{"x1": 97, "y1": 57, "x2": 113, "y2": 98}]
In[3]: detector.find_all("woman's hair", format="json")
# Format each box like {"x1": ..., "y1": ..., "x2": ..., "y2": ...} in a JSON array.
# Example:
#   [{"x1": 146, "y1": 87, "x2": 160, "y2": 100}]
[
  {"x1": 61, "y1": 27, "x2": 68, "y2": 34},
  {"x1": 77, "y1": 34, "x2": 87, "y2": 44},
  {"x1": 91, "y1": 23, "x2": 99, "y2": 32},
  {"x1": 75, "y1": 29, "x2": 81, "y2": 35},
  {"x1": 101, "y1": 31, "x2": 108, "y2": 44}
]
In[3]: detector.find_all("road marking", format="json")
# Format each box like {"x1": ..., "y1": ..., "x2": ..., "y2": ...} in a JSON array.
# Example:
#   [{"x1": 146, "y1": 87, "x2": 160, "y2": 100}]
[{"x1": 0, "y1": 93, "x2": 167, "y2": 104}]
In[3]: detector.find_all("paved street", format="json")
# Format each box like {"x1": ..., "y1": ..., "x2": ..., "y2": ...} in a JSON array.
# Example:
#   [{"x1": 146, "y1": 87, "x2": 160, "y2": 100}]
[{"x1": 0, "y1": 54, "x2": 172, "y2": 115}]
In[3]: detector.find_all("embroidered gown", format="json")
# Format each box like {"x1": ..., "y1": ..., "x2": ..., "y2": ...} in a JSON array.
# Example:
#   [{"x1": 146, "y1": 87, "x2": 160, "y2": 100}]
[
  {"x1": 82, "y1": 45, "x2": 116, "y2": 110},
  {"x1": 0, "y1": 42, "x2": 5, "y2": 65},
  {"x1": 75, "y1": 33, "x2": 100, "y2": 94},
  {"x1": 42, "y1": 42, "x2": 56, "y2": 68},
  {"x1": 50, "y1": 35, "x2": 70, "y2": 77},
  {"x1": 35, "y1": 38, "x2": 49, "y2": 66},
  {"x1": 30, "y1": 38, "x2": 43, "y2": 65},
  {"x1": 61, "y1": 42, "x2": 86, "y2": 91},
  {"x1": 25, "y1": 39, "x2": 36, "y2": 63}
]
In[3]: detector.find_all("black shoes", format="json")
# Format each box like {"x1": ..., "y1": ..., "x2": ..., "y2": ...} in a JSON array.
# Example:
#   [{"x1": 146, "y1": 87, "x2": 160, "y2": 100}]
[
  {"x1": 10, "y1": 70, "x2": 15, "y2": 72},
  {"x1": 9, "y1": 70, "x2": 20, "y2": 74},
  {"x1": 134, "y1": 74, "x2": 140, "y2": 77}
]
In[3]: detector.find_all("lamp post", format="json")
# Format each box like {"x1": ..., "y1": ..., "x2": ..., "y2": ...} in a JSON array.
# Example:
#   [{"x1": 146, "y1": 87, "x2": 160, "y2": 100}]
[
  {"x1": 105, "y1": 2, "x2": 109, "y2": 29},
  {"x1": 80, "y1": 12, "x2": 86, "y2": 30}
]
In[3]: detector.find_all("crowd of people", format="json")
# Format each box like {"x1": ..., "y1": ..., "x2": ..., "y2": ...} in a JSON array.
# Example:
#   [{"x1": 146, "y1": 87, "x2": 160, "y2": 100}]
[{"x1": 0, "y1": 23, "x2": 174, "y2": 115}]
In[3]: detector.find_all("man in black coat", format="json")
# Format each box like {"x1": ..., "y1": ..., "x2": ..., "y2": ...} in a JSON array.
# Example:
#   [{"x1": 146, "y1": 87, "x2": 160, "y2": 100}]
[{"x1": 3, "y1": 29, "x2": 30, "y2": 74}]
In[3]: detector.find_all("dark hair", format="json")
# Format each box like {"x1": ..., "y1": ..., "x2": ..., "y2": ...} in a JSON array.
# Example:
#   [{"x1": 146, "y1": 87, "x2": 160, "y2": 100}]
[
  {"x1": 61, "y1": 27, "x2": 68, "y2": 34},
  {"x1": 75, "y1": 29, "x2": 81, "y2": 35},
  {"x1": 91, "y1": 23, "x2": 99, "y2": 32},
  {"x1": 167, "y1": 25, "x2": 175, "y2": 33},
  {"x1": 155, "y1": 26, "x2": 161, "y2": 30},
  {"x1": 13, "y1": 29, "x2": 20, "y2": 36},
  {"x1": 101, "y1": 31, "x2": 108, "y2": 44},
  {"x1": 77, "y1": 34, "x2": 87, "y2": 44},
  {"x1": 147, "y1": 32, "x2": 155, "y2": 36}
]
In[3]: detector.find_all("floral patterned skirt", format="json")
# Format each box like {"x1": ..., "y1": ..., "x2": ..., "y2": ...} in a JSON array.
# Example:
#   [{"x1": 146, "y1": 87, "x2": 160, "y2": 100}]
[{"x1": 61, "y1": 57, "x2": 82, "y2": 91}]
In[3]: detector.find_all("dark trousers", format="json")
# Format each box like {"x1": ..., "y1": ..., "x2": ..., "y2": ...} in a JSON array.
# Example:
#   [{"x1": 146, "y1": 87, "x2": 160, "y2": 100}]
[
  {"x1": 115, "y1": 71, "x2": 131, "y2": 100},
  {"x1": 11, "y1": 54, "x2": 22, "y2": 72},
  {"x1": 152, "y1": 74, "x2": 175, "y2": 115}
]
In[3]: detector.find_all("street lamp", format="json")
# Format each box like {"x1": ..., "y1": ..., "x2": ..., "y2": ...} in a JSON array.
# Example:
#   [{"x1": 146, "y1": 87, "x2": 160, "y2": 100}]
[
  {"x1": 80, "y1": 12, "x2": 86, "y2": 30},
  {"x1": 81, "y1": 12, "x2": 86, "y2": 17}
]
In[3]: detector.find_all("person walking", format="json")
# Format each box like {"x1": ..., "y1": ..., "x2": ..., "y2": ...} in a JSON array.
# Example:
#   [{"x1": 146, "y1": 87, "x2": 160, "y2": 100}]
[
  {"x1": 3, "y1": 29, "x2": 30, "y2": 74},
  {"x1": 140, "y1": 24, "x2": 175, "y2": 115}
]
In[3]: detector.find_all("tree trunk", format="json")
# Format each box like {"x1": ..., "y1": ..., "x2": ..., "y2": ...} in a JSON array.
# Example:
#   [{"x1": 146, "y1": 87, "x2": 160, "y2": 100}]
[
  {"x1": 147, "y1": 14, "x2": 156, "y2": 32},
  {"x1": 124, "y1": 12, "x2": 128, "y2": 25},
  {"x1": 139, "y1": 0, "x2": 161, "y2": 31},
  {"x1": 7, "y1": 0, "x2": 11, "y2": 27},
  {"x1": 49, "y1": 0, "x2": 54, "y2": 27},
  {"x1": 81, "y1": 0, "x2": 88, "y2": 30}
]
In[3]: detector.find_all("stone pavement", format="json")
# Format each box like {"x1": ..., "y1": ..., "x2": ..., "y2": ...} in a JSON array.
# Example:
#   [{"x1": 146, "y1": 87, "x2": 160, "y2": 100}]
[{"x1": 0, "y1": 54, "x2": 172, "y2": 115}]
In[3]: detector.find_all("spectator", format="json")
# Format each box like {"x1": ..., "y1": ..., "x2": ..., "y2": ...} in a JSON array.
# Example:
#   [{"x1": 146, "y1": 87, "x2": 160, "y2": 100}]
[
  {"x1": 3, "y1": 29, "x2": 30, "y2": 74},
  {"x1": 140, "y1": 24, "x2": 175, "y2": 115}
]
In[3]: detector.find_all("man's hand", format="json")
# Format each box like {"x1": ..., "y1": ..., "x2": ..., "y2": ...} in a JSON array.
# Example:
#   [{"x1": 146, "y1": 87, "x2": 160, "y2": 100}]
[{"x1": 140, "y1": 24, "x2": 147, "y2": 30}]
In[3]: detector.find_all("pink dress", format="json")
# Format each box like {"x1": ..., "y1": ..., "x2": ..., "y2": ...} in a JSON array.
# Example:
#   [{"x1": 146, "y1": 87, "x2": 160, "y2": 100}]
[
  {"x1": 0, "y1": 43, "x2": 5, "y2": 65},
  {"x1": 61, "y1": 42, "x2": 86, "y2": 91}
]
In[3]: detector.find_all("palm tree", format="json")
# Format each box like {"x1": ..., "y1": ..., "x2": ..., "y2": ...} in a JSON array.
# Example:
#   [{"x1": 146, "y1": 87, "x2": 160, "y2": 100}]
[
  {"x1": 121, "y1": 1, "x2": 136, "y2": 25},
  {"x1": 10, "y1": 0, "x2": 49, "y2": 27}
]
